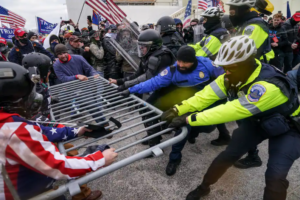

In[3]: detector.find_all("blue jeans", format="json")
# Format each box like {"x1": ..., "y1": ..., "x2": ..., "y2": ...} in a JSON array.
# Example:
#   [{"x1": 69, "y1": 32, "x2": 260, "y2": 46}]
[{"x1": 169, "y1": 125, "x2": 216, "y2": 161}]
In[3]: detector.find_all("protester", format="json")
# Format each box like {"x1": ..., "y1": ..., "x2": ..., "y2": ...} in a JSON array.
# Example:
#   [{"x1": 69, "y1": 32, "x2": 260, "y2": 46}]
[
  {"x1": 281, "y1": 12, "x2": 300, "y2": 71},
  {"x1": 102, "y1": 24, "x2": 122, "y2": 79},
  {"x1": 89, "y1": 30, "x2": 105, "y2": 76},
  {"x1": 269, "y1": 13, "x2": 289, "y2": 70},
  {"x1": 0, "y1": 37, "x2": 9, "y2": 61},
  {"x1": 27, "y1": 31, "x2": 39, "y2": 42},
  {"x1": 8, "y1": 28, "x2": 55, "y2": 65}
]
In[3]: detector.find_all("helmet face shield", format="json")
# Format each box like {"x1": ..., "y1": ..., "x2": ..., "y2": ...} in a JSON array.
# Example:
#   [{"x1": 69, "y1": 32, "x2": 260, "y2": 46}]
[
  {"x1": 25, "y1": 85, "x2": 43, "y2": 115},
  {"x1": 137, "y1": 41, "x2": 152, "y2": 57}
]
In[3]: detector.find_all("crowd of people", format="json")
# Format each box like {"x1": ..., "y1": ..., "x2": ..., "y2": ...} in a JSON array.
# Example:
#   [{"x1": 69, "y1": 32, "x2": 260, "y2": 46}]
[{"x1": 1, "y1": 0, "x2": 300, "y2": 199}]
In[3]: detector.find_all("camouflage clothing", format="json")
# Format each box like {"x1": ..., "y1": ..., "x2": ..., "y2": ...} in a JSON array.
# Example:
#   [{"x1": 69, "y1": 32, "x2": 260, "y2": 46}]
[{"x1": 89, "y1": 42, "x2": 105, "y2": 72}]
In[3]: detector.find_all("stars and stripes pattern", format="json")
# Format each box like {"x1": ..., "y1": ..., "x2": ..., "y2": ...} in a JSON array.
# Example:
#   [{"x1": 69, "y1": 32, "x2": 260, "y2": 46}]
[
  {"x1": 85, "y1": 0, "x2": 127, "y2": 24},
  {"x1": 0, "y1": 6, "x2": 26, "y2": 29},
  {"x1": 183, "y1": 0, "x2": 192, "y2": 28},
  {"x1": 0, "y1": 112, "x2": 105, "y2": 199}
]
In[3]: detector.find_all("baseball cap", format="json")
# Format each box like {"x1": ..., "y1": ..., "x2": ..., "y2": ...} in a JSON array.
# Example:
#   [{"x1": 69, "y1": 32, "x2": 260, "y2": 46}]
[
  {"x1": 14, "y1": 28, "x2": 27, "y2": 37},
  {"x1": 69, "y1": 35, "x2": 81, "y2": 42},
  {"x1": 292, "y1": 13, "x2": 300, "y2": 22},
  {"x1": 0, "y1": 37, "x2": 7, "y2": 45}
]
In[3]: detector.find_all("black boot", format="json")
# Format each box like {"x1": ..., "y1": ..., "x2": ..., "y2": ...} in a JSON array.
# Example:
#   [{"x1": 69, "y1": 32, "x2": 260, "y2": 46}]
[
  {"x1": 234, "y1": 150, "x2": 262, "y2": 169},
  {"x1": 186, "y1": 185, "x2": 210, "y2": 200},
  {"x1": 166, "y1": 159, "x2": 181, "y2": 176},
  {"x1": 210, "y1": 132, "x2": 231, "y2": 146}
]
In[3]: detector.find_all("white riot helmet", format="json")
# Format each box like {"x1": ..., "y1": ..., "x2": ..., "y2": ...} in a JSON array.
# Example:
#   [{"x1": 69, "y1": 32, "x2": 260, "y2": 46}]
[
  {"x1": 201, "y1": 7, "x2": 224, "y2": 18},
  {"x1": 214, "y1": 35, "x2": 257, "y2": 66},
  {"x1": 226, "y1": 0, "x2": 256, "y2": 8}
]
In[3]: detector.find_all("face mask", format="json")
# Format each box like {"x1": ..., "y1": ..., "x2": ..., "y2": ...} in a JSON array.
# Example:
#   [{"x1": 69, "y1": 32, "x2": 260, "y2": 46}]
[{"x1": 19, "y1": 38, "x2": 28, "y2": 44}]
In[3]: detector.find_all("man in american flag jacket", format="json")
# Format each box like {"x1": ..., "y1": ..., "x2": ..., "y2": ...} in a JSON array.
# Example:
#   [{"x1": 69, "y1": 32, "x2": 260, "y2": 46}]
[{"x1": 0, "y1": 62, "x2": 118, "y2": 200}]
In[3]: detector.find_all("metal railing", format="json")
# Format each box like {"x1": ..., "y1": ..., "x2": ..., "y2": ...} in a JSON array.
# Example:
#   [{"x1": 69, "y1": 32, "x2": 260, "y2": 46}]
[{"x1": 28, "y1": 76, "x2": 188, "y2": 200}]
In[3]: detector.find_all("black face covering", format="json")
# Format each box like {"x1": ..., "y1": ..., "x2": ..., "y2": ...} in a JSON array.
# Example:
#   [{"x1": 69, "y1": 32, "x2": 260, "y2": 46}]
[
  {"x1": 177, "y1": 59, "x2": 198, "y2": 74},
  {"x1": 19, "y1": 38, "x2": 29, "y2": 44}
]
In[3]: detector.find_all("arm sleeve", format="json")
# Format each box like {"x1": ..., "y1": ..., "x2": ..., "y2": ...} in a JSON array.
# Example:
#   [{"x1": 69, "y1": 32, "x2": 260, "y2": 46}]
[
  {"x1": 175, "y1": 74, "x2": 227, "y2": 116},
  {"x1": 6, "y1": 124, "x2": 105, "y2": 180},
  {"x1": 128, "y1": 67, "x2": 173, "y2": 94},
  {"x1": 53, "y1": 63, "x2": 77, "y2": 83},
  {"x1": 243, "y1": 25, "x2": 268, "y2": 49},
  {"x1": 195, "y1": 36, "x2": 222, "y2": 58},
  {"x1": 37, "y1": 43, "x2": 56, "y2": 61},
  {"x1": 188, "y1": 81, "x2": 289, "y2": 126},
  {"x1": 81, "y1": 57, "x2": 98, "y2": 76},
  {"x1": 40, "y1": 125, "x2": 79, "y2": 142}
]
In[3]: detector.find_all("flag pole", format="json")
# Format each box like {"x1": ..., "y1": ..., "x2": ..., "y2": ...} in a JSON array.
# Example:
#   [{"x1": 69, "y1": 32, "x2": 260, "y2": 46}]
[{"x1": 77, "y1": 0, "x2": 86, "y2": 24}]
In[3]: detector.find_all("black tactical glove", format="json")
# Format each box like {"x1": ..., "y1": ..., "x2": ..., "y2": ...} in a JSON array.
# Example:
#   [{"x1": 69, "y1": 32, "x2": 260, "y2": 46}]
[
  {"x1": 168, "y1": 114, "x2": 189, "y2": 129},
  {"x1": 117, "y1": 84, "x2": 126, "y2": 92},
  {"x1": 161, "y1": 107, "x2": 179, "y2": 124},
  {"x1": 121, "y1": 89, "x2": 130, "y2": 97}
]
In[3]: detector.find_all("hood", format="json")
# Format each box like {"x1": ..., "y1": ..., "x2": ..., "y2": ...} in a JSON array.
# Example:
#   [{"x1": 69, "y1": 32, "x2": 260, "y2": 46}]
[{"x1": 0, "y1": 111, "x2": 19, "y2": 122}]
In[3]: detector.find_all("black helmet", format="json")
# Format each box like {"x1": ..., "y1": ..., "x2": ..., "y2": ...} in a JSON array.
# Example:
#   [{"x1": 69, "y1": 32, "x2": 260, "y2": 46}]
[
  {"x1": 221, "y1": 15, "x2": 234, "y2": 30},
  {"x1": 0, "y1": 62, "x2": 43, "y2": 117},
  {"x1": 156, "y1": 16, "x2": 176, "y2": 33},
  {"x1": 137, "y1": 29, "x2": 162, "y2": 57},
  {"x1": 22, "y1": 53, "x2": 52, "y2": 81}
]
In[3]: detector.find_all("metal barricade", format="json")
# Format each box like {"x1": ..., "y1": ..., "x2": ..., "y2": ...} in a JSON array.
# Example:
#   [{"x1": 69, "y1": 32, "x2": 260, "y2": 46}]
[{"x1": 29, "y1": 76, "x2": 188, "y2": 200}]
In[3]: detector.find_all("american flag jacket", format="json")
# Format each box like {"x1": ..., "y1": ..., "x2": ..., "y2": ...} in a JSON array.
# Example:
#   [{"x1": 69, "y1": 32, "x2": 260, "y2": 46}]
[{"x1": 0, "y1": 112, "x2": 105, "y2": 200}]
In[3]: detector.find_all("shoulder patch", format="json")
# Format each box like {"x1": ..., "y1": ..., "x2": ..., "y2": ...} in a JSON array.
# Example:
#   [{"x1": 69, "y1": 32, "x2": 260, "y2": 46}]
[
  {"x1": 160, "y1": 69, "x2": 168, "y2": 76},
  {"x1": 244, "y1": 25, "x2": 255, "y2": 36},
  {"x1": 247, "y1": 84, "x2": 266, "y2": 102},
  {"x1": 205, "y1": 37, "x2": 211, "y2": 45},
  {"x1": 199, "y1": 71, "x2": 205, "y2": 79}
]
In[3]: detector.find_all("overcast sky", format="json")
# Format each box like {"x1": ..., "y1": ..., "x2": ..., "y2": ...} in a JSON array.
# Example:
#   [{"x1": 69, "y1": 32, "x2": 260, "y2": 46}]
[{"x1": 1, "y1": 0, "x2": 69, "y2": 30}]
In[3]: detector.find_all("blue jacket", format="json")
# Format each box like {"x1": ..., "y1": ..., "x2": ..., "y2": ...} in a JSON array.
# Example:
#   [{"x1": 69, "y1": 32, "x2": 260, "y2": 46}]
[
  {"x1": 53, "y1": 54, "x2": 98, "y2": 83},
  {"x1": 8, "y1": 39, "x2": 55, "y2": 65},
  {"x1": 129, "y1": 56, "x2": 224, "y2": 94}
]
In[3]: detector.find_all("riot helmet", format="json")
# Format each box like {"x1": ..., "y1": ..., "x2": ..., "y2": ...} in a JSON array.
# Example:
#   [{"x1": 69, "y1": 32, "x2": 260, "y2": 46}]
[
  {"x1": 137, "y1": 29, "x2": 162, "y2": 57},
  {"x1": 0, "y1": 62, "x2": 43, "y2": 117},
  {"x1": 22, "y1": 52, "x2": 52, "y2": 82},
  {"x1": 156, "y1": 16, "x2": 176, "y2": 34}
]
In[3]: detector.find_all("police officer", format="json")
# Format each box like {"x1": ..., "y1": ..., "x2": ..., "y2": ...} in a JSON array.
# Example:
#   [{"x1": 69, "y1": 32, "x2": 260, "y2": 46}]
[
  {"x1": 162, "y1": 36, "x2": 300, "y2": 200},
  {"x1": 226, "y1": 0, "x2": 275, "y2": 168},
  {"x1": 8, "y1": 28, "x2": 55, "y2": 65},
  {"x1": 156, "y1": 16, "x2": 185, "y2": 56},
  {"x1": 121, "y1": 46, "x2": 229, "y2": 175},
  {"x1": 190, "y1": 7, "x2": 230, "y2": 61},
  {"x1": 227, "y1": 0, "x2": 274, "y2": 62},
  {"x1": 109, "y1": 29, "x2": 175, "y2": 90}
]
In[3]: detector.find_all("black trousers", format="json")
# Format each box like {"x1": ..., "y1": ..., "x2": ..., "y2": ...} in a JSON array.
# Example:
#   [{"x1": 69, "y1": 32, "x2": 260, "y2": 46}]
[{"x1": 201, "y1": 120, "x2": 300, "y2": 200}]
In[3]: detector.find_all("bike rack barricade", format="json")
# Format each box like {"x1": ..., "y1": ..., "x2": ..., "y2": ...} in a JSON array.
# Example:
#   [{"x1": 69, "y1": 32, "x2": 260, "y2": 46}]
[{"x1": 28, "y1": 76, "x2": 188, "y2": 200}]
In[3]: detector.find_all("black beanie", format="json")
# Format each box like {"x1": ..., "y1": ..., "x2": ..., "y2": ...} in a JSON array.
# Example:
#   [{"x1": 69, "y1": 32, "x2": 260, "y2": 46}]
[
  {"x1": 49, "y1": 35, "x2": 59, "y2": 43},
  {"x1": 54, "y1": 44, "x2": 68, "y2": 55},
  {"x1": 177, "y1": 46, "x2": 196, "y2": 63}
]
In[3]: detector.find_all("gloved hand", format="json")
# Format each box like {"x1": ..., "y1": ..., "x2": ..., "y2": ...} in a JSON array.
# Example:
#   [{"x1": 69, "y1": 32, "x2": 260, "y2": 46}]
[
  {"x1": 117, "y1": 84, "x2": 126, "y2": 92},
  {"x1": 51, "y1": 96, "x2": 60, "y2": 104},
  {"x1": 121, "y1": 89, "x2": 130, "y2": 97},
  {"x1": 168, "y1": 114, "x2": 189, "y2": 129},
  {"x1": 161, "y1": 107, "x2": 179, "y2": 124}
]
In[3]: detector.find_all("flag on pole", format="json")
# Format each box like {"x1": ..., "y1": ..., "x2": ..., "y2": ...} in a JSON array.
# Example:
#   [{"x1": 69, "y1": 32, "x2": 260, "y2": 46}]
[
  {"x1": 183, "y1": 0, "x2": 192, "y2": 28},
  {"x1": 85, "y1": 0, "x2": 127, "y2": 24},
  {"x1": 287, "y1": 1, "x2": 291, "y2": 19},
  {"x1": 0, "y1": 6, "x2": 26, "y2": 29}
]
